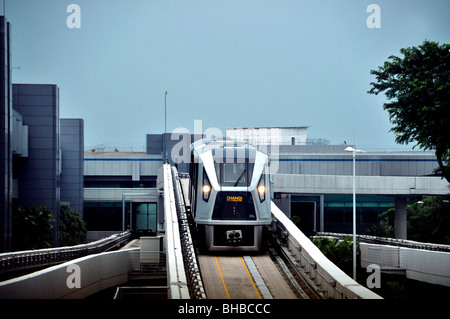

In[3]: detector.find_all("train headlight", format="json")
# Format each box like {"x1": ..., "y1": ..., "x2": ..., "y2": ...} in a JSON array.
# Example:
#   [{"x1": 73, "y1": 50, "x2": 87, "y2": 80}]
[
  {"x1": 257, "y1": 185, "x2": 266, "y2": 194},
  {"x1": 202, "y1": 185, "x2": 211, "y2": 193},
  {"x1": 202, "y1": 168, "x2": 211, "y2": 202},
  {"x1": 257, "y1": 174, "x2": 266, "y2": 202}
]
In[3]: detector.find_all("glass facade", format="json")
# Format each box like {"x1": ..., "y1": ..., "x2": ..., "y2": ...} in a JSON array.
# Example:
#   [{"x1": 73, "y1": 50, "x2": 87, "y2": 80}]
[
  {"x1": 135, "y1": 203, "x2": 157, "y2": 234},
  {"x1": 290, "y1": 195, "x2": 395, "y2": 234},
  {"x1": 323, "y1": 195, "x2": 394, "y2": 233},
  {"x1": 84, "y1": 175, "x2": 156, "y2": 188},
  {"x1": 84, "y1": 201, "x2": 157, "y2": 232},
  {"x1": 84, "y1": 201, "x2": 124, "y2": 231}
]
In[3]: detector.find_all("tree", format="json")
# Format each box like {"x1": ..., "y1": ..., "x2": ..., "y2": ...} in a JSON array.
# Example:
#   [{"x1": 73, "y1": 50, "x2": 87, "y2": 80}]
[
  {"x1": 365, "y1": 208, "x2": 395, "y2": 238},
  {"x1": 368, "y1": 40, "x2": 450, "y2": 183},
  {"x1": 12, "y1": 205, "x2": 55, "y2": 250},
  {"x1": 366, "y1": 195, "x2": 450, "y2": 245},
  {"x1": 59, "y1": 204, "x2": 87, "y2": 246},
  {"x1": 312, "y1": 236, "x2": 357, "y2": 277}
]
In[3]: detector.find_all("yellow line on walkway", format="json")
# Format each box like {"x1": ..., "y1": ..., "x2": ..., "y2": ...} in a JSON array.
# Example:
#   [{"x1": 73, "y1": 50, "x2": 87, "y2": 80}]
[
  {"x1": 240, "y1": 257, "x2": 262, "y2": 299},
  {"x1": 214, "y1": 256, "x2": 230, "y2": 299}
]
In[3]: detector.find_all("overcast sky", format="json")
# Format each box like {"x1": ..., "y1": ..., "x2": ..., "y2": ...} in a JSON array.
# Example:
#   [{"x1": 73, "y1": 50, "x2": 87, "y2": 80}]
[{"x1": 5, "y1": 0, "x2": 450, "y2": 149}]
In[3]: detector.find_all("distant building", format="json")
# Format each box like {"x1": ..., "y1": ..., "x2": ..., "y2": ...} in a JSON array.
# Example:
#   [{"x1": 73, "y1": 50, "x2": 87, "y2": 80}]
[
  {"x1": 226, "y1": 126, "x2": 309, "y2": 146},
  {"x1": 10, "y1": 84, "x2": 84, "y2": 249},
  {"x1": 0, "y1": 16, "x2": 13, "y2": 252},
  {"x1": 83, "y1": 150, "x2": 161, "y2": 241},
  {"x1": 13, "y1": 84, "x2": 61, "y2": 241},
  {"x1": 83, "y1": 130, "x2": 446, "y2": 240},
  {"x1": 0, "y1": 16, "x2": 84, "y2": 251},
  {"x1": 60, "y1": 119, "x2": 84, "y2": 218}
]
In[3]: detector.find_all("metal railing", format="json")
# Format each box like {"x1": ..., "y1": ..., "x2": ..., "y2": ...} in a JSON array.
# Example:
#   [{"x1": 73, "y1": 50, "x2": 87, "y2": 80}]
[
  {"x1": 0, "y1": 231, "x2": 131, "y2": 274},
  {"x1": 128, "y1": 250, "x2": 167, "y2": 277},
  {"x1": 366, "y1": 246, "x2": 405, "y2": 270},
  {"x1": 316, "y1": 232, "x2": 450, "y2": 252}
]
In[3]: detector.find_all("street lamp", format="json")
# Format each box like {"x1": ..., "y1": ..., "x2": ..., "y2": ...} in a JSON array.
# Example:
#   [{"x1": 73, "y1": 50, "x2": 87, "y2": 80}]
[
  {"x1": 345, "y1": 146, "x2": 364, "y2": 281},
  {"x1": 164, "y1": 91, "x2": 168, "y2": 163},
  {"x1": 164, "y1": 91, "x2": 168, "y2": 135}
]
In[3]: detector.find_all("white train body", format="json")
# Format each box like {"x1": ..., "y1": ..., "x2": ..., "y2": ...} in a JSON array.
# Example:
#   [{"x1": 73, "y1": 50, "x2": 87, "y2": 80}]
[{"x1": 189, "y1": 139, "x2": 271, "y2": 251}]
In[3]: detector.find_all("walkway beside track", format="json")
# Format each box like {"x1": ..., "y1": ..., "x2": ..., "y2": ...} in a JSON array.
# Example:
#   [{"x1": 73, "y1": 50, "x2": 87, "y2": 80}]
[{"x1": 197, "y1": 254, "x2": 298, "y2": 299}]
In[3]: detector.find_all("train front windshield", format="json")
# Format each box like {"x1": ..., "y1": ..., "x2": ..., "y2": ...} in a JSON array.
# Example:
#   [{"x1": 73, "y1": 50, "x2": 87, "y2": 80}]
[{"x1": 214, "y1": 162, "x2": 254, "y2": 187}]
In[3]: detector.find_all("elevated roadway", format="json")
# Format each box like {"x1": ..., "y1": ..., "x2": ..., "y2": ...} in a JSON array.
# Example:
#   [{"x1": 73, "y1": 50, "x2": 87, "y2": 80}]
[
  {"x1": 272, "y1": 173, "x2": 449, "y2": 239},
  {"x1": 272, "y1": 174, "x2": 449, "y2": 196}
]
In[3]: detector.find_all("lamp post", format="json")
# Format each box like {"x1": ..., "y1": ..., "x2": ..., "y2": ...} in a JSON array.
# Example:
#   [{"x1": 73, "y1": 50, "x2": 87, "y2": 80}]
[
  {"x1": 164, "y1": 91, "x2": 168, "y2": 135},
  {"x1": 164, "y1": 91, "x2": 168, "y2": 163},
  {"x1": 345, "y1": 146, "x2": 363, "y2": 281}
]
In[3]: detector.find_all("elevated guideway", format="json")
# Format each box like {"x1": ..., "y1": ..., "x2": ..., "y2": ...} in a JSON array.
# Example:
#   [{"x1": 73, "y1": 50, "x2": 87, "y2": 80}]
[
  {"x1": 0, "y1": 164, "x2": 382, "y2": 299},
  {"x1": 317, "y1": 233, "x2": 450, "y2": 287},
  {"x1": 175, "y1": 169, "x2": 381, "y2": 299},
  {"x1": 0, "y1": 164, "x2": 196, "y2": 299},
  {"x1": 270, "y1": 202, "x2": 381, "y2": 299},
  {"x1": 0, "y1": 231, "x2": 131, "y2": 279}
]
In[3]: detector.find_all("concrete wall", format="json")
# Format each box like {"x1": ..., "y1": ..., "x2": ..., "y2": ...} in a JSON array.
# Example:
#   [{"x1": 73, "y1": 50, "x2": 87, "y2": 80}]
[
  {"x1": 84, "y1": 153, "x2": 162, "y2": 177},
  {"x1": 273, "y1": 153, "x2": 439, "y2": 176},
  {"x1": 271, "y1": 201, "x2": 382, "y2": 299},
  {"x1": 61, "y1": 119, "x2": 84, "y2": 217},
  {"x1": 0, "y1": 248, "x2": 135, "y2": 299},
  {"x1": 405, "y1": 249, "x2": 450, "y2": 286},
  {"x1": 272, "y1": 174, "x2": 449, "y2": 196},
  {"x1": 360, "y1": 243, "x2": 450, "y2": 287}
]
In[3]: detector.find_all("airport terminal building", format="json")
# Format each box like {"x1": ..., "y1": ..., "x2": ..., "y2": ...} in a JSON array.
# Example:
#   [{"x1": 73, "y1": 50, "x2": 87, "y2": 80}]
[{"x1": 83, "y1": 129, "x2": 448, "y2": 241}]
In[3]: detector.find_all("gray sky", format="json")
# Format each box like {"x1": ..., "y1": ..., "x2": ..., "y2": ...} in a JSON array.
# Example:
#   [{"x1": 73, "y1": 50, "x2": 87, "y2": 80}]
[{"x1": 6, "y1": 0, "x2": 450, "y2": 149}]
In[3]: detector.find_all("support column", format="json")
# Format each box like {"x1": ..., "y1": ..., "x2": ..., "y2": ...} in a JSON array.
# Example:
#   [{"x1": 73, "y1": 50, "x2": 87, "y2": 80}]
[
  {"x1": 395, "y1": 197, "x2": 407, "y2": 239},
  {"x1": 320, "y1": 195, "x2": 324, "y2": 232}
]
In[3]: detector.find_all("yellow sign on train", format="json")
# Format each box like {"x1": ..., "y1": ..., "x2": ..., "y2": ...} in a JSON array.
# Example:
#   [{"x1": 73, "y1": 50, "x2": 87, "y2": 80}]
[{"x1": 226, "y1": 196, "x2": 243, "y2": 202}]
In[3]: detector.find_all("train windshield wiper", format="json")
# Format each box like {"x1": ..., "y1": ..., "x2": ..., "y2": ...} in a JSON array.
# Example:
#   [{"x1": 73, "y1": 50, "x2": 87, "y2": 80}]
[{"x1": 234, "y1": 169, "x2": 247, "y2": 186}]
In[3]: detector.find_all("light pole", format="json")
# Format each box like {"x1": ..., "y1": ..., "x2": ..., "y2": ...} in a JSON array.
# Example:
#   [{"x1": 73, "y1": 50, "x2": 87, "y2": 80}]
[
  {"x1": 164, "y1": 91, "x2": 168, "y2": 163},
  {"x1": 345, "y1": 146, "x2": 363, "y2": 281},
  {"x1": 164, "y1": 91, "x2": 168, "y2": 135}
]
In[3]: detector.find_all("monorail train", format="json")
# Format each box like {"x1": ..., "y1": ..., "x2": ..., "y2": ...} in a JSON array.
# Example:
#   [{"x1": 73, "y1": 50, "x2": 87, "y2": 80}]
[{"x1": 189, "y1": 139, "x2": 272, "y2": 251}]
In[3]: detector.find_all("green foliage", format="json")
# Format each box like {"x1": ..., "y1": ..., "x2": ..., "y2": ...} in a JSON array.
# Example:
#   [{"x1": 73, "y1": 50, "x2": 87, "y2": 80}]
[
  {"x1": 59, "y1": 204, "x2": 87, "y2": 246},
  {"x1": 407, "y1": 196, "x2": 450, "y2": 244},
  {"x1": 290, "y1": 216, "x2": 302, "y2": 229},
  {"x1": 365, "y1": 207, "x2": 395, "y2": 238},
  {"x1": 366, "y1": 196, "x2": 450, "y2": 245},
  {"x1": 384, "y1": 279, "x2": 407, "y2": 299},
  {"x1": 12, "y1": 205, "x2": 55, "y2": 250},
  {"x1": 368, "y1": 40, "x2": 450, "y2": 183},
  {"x1": 312, "y1": 236, "x2": 358, "y2": 277}
]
